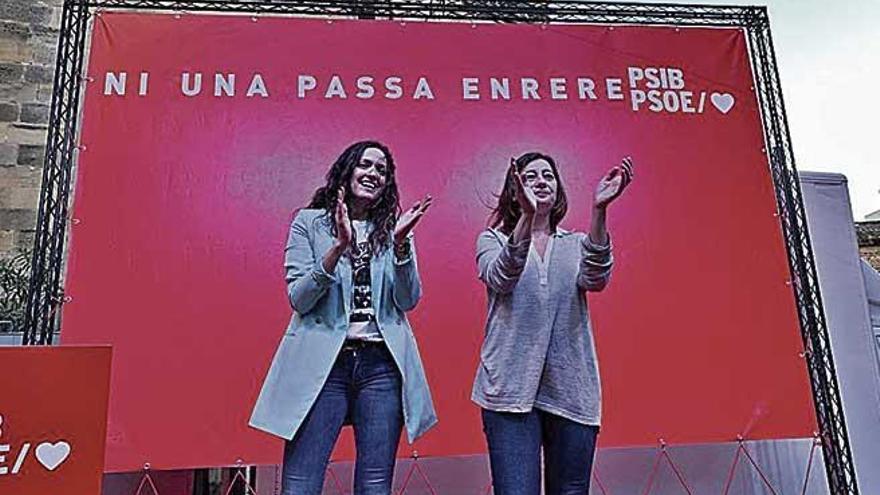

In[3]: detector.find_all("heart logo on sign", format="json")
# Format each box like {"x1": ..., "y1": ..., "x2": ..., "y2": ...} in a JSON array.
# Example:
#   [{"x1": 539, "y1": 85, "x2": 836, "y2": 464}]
[
  {"x1": 711, "y1": 92, "x2": 735, "y2": 114},
  {"x1": 35, "y1": 441, "x2": 71, "y2": 471}
]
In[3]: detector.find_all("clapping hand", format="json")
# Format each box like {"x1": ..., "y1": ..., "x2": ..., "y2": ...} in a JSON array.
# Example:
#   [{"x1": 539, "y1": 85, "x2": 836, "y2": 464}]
[
  {"x1": 334, "y1": 187, "x2": 353, "y2": 248},
  {"x1": 511, "y1": 158, "x2": 537, "y2": 216},
  {"x1": 394, "y1": 195, "x2": 433, "y2": 245},
  {"x1": 594, "y1": 157, "x2": 634, "y2": 209}
]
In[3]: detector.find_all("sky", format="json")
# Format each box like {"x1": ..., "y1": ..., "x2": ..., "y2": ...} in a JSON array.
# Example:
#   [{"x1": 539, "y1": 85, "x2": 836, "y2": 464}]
[{"x1": 641, "y1": 0, "x2": 880, "y2": 220}]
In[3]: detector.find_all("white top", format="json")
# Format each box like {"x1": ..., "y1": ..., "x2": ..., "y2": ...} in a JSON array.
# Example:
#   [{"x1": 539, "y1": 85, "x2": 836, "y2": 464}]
[{"x1": 347, "y1": 220, "x2": 382, "y2": 341}]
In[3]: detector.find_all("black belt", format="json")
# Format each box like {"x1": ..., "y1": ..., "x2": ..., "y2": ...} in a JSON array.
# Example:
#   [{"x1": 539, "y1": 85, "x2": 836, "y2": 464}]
[{"x1": 341, "y1": 339, "x2": 384, "y2": 352}]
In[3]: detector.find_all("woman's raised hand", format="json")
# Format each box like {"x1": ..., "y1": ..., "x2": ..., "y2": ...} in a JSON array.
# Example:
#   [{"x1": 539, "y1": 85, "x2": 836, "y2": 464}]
[
  {"x1": 394, "y1": 194, "x2": 433, "y2": 245},
  {"x1": 593, "y1": 156, "x2": 634, "y2": 209},
  {"x1": 334, "y1": 186, "x2": 353, "y2": 248},
  {"x1": 511, "y1": 158, "x2": 537, "y2": 216}
]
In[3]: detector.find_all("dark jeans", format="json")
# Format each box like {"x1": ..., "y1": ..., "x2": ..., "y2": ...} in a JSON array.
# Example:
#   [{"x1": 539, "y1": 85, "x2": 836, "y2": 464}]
[
  {"x1": 482, "y1": 408, "x2": 599, "y2": 495},
  {"x1": 281, "y1": 341, "x2": 404, "y2": 495}
]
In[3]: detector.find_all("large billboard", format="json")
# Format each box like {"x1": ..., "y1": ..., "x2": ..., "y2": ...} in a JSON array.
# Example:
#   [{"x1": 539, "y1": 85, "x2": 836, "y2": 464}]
[{"x1": 63, "y1": 12, "x2": 815, "y2": 472}]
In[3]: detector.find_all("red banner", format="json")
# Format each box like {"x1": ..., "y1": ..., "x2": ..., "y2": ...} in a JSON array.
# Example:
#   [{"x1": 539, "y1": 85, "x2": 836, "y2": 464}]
[
  {"x1": 0, "y1": 346, "x2": 111, "y2": 493},
  {"x1": 64, "y1": 13, "x2": 815, "y2": 472}
]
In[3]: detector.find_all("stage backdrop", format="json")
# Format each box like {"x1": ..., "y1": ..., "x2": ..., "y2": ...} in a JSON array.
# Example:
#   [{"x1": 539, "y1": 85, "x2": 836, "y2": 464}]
[{"x1": 63, "y1": 12, "x2": 816, "y2": 472}]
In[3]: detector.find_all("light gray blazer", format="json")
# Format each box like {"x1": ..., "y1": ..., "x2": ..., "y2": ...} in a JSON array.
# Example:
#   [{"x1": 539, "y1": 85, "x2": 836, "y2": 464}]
[{"x1": 249, "y1": 208, "x2": 438, "y2": 442}]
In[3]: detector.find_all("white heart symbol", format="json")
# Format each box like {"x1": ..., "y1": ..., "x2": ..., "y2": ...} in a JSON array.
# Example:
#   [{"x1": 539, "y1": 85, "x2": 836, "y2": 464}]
[
  {"x1": 711, "y1": 92, "x2": 735, "y2": 114},
  {"x1": 36, "y1": 441, "x2": 71, "y2": 471}
]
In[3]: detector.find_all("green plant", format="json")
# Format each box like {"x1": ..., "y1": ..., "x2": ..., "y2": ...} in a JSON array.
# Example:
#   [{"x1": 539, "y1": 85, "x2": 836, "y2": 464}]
[{"x1": 0, "y1": 250, "x2": 32, "y2": 333}]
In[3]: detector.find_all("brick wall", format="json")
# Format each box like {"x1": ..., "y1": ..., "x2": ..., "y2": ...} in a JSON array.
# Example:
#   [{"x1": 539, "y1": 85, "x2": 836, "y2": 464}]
[{"x1": 0, "y1": 0, "x2": 62, "y2": 258}]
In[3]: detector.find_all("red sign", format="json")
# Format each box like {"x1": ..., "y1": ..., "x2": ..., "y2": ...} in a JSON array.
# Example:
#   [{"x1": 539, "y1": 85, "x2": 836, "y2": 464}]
[
  {"x1": 0, "y1": 346, "x2": 111, "y2": 493},
  {"x1": 64, "y1": 13, "x2": 815, "y2": 472}
]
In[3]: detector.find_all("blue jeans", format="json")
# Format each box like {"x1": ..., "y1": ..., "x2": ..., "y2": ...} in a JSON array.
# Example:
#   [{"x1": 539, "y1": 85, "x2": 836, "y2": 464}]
[
  {"x1": 281, "y1": 341, "x2": 404, "y2": 495},
  {"x1": 482, "y1": 408, "x2": 599, "y2": 495}
]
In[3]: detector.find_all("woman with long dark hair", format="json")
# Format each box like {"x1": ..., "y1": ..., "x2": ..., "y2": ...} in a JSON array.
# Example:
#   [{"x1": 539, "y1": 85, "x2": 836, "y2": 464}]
[
  {"x1": 473, "y1": 152, "x2": 633, "y2": 495},
  {"x1": 250, "y1": 140, "x2": 437, "y2": 495}
]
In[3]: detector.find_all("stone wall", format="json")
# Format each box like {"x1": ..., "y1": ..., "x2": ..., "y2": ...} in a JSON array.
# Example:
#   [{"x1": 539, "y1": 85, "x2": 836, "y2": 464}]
[
  {"x1": 0, "y1": 0, "x2": 62, "y2": 257},
  {"x1": 857, "y1": 221, "x2": 880, "y2": 271},
  {"x1": 862, "y1": 246, "x2": 880, "y2": 271}
]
